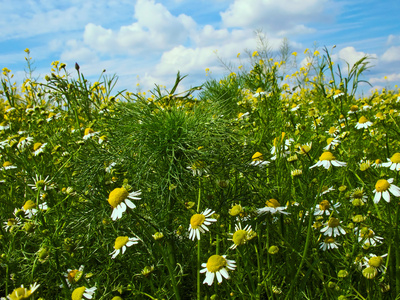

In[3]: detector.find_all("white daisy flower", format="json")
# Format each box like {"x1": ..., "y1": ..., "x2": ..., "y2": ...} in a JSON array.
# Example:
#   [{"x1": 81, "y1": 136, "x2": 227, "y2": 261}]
[
  {"x1": 64, "y1": 265, "x2": 85, "y2": 287},
  {"x1": 2, "y1": 161, "x2": 17, "y2": 170},
  {"x1": 110, "y1": 236, "x2": 139, "y2": 259},
  {"x1": 200, "y1": 255, "x2": 236, "y2": 286},
  {"x1": 309, "y1": 151, "x2": 346, "y2": 170},
  {"x1": 28, "y1": 175, "x2": 54, "y2": 192},
  {"x1": 3, "y1": 217, "x2": 21, "y2": 231},
  {"x1": 83, "y1": 128, "x2": 99, "y2": 140},
  {"x1": 373, "y1": 178, "x2": 400, "y2": 203},
  {"x1": 250, "y1": 152, "x2": 269, "y2": 167},
  {"x1": 228, "y1": 223, "x2": 254, "y2": 250},
  {"x1": 355, "y1": 116, "x2": 373, "y2": 129},
  {"x1": 71, "y1": 285, "x2": 97, "y2": 300},
  {"x1": 323, "y1": 138, "x2": 341, "y2": 150},
  {"x1": 257, "y1": 199, "x2": 289, "y2": 215},
  {"x1": 17, "y1": 136, "x2": 34, "y2": 150},
  {"x1": 314, "y1": 200, "x2": 340, "y2": 216},
  {"x1": 188, "y1": 208, "x2": 217, "y2": 240},
  {"x1": 357, "y1": 227, "x2": 383, "y2": 248},
  {"x1": 362, "y1": 253, "x2": 387, "y2": 273},
  {"x1": 187, "y1": 161, "x2": 207, "y2": 176},
  {"x1": 381, "y1": 153, "x2": 400, "y2": 171},
  {"x1": 6, "y1": 282, "x2": 40, "y2": 299},
  {"x1": 22, "y1": 200, "x2": 48, "y2": 218},
  {"x1": 107, "y1": 187, "x2": 141, "y2": 221},
  {"x1": 33, "y1": 142, "x2": 47, "y2": 156},
  {"x1": 320, "y1": 217, "x2": 346, "y2": 237},
  {"x1": 319, "y1": 237, "x2": 340, "y2": 251}
]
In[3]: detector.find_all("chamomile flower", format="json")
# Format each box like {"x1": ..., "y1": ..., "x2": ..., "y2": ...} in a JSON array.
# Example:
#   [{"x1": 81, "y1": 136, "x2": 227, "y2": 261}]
[
  {"x1": 309, "y1": 151, "x2": 347, "y2": 170},
  {"x1": 107, "y1": 187, "x2": 141, "y2": 221},
  {"x1": 320, "y1": 217, "x2": 346, "y2": 237},
  {"x1": 33, "y1": 142, "x2": 47, "y2": 156},
  {"x1": 326, "y1": 126, "x2": 339, "y2": 136},
  {"x1": 228, "y1": 223, "x2": 255, "y2": 250},
  {"x1": 373, "y1": 178, "x2": 400, "y2": 203},
  {"x1": 21, "y1": 200, "x2": 48, "y2": 218},
  {"x1": 296, "y1": 143, "x2": 312, "y2": 155},
  {"x1": 355, "y1": 116, "x2": 373, "y2": 129},
  {"x1": 200, "y1": 255, "x2": 236, "y2": 286},
  {"x1": 257, "y1": 199, "x2": 289, "y2": 215},
  {"x1": 110, "y1": 236, "x2": 140, "y2": 259},
  {"x1": 314, "y1": 200, "x2": 340, "y2": 216},
  {"x1": 7, "y1": 282, "x2": 40, "y2": 299},
  {"x1": 187, "y1": 161, "x2": 207, "y2": 176},
  {"x1": 250, "y1": 152, "x2": 269, "y2": 167},
  {"x1": 83, "y1": 128, "x2": 99, "y2": 140},
  {"x1": 324, "y1": 138, "x2": 341, "y2": 150},
  {"x1": 17, "y1": 136, "x2": 34, "y2": 150},
  {"x1": 358, "y1": 227, "x2": 383, "y2": 248},
  {"x1": 71, "y1": 286, "x2": 97, "y2": 300},
  {"x1": 381, "y1": 153, "x2": 400, "y2": 171},
  {"x1": 28, "y1": 175, "x2": 54, "y2": 192},
  {"x1": 229, "y1": 204, "x2": 243, "y2": 217},
  {"x1": 350, "y1": 187, "x2": 368, "y2": 205},
  {"x1": 64, "y1": 265, "x2": 85, "y2": 287},
  {"x1": 320, "y1": 237, "x2": 340, "y2": 251},
  {"x1": 362, "y1": 254, "x2": 387, "y2": 274},
  {"x1": 2, "y1": 161, "x2": 17, "y2": 170},
  {"x1": 3, "y1": 217, "x2": 21, "y2": 231},
  {"x1": 188, "y1": 208, "x2": 217, "y2": 240}
]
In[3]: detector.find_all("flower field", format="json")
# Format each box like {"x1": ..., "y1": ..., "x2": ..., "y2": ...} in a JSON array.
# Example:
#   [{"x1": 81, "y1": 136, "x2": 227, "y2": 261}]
[{"x1": 1, "y1": 45, "x2": 400, "y2": 299}]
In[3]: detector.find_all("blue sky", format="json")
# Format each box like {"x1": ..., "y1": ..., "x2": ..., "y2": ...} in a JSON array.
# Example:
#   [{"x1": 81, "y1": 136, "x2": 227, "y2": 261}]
[{"x1": 0, "y1": 0, "x2": 399, "y2": 95}]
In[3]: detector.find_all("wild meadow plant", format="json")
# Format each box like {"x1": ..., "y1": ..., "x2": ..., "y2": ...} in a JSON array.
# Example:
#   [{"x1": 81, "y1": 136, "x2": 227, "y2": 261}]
[{"x1": 0, "y1": 44, "x2": 400, "y2": 299}]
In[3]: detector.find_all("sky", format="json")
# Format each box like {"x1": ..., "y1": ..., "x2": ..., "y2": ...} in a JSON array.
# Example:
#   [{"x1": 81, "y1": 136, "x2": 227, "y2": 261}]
[{"x1": 0, "y1": 0, "x2": 399, "y2": 96}]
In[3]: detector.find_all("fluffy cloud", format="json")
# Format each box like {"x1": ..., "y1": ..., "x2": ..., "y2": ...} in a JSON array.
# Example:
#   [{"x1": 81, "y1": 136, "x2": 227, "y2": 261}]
[
  {"x1": 332, "y1": 46, "x2": 377, "y2": 68},
  {"x1": 220, "y1": 0, "x2": 333, "y2": 33},
  {"x1": 369, "y1": 73, "x2": 400, "y2": 84},
  {"x1": 82, "y1": 0, "x2": 196, "y2": 55},
  {"x1": 381, "y1": 46, "x2": 400, "y2": 62}
]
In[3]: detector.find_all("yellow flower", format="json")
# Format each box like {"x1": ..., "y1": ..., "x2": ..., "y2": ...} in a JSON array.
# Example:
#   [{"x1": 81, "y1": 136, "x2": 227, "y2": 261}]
[
  {"x1": 373, "y1": 178, "x2": 400, "y2": 203},
  {"x1": 107, "y1": 187, "x2": 141, "y2": 220},
  {"x1": 188, "y1": 208, "x2": 217, "y2": 240},
  {"x1": 110, "y1": 236, "x2": 139, "y2": 259},
  {"x1": 200, "y1": 255, "x2": 236, "y2": 285}
]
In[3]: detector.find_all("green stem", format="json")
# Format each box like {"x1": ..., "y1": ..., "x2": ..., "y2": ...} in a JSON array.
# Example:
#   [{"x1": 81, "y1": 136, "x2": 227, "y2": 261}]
[{"x1": 197, "y1": 239, "x2": 201, "y2": 300}]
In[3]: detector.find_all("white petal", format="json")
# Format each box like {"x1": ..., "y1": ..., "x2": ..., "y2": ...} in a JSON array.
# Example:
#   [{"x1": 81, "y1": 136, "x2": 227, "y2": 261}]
[
  {"x1": 125, "y1": 199, "x2": 136, "y2": 209},
  {"x1": 373, "y1": 192, "x2": 381, "y2": 204},
  {"x1": 216, "y1": 271, "x2": 223, "y2": 283},
  {"x1": 219, "y1": 268, "x2": 230, "y2": 279},
  {"x1": 382, "y1": 190, "x2": 391, "y2": 202},
  {"x1": 389, "y1": 185, "x2": 400, "y2": 197},
  {"x1": 111, "y1": 209, "x2": 118, "y2": 221},
  {"x1": 196, "y1": 229, "x2": 200, "y2": 240}
]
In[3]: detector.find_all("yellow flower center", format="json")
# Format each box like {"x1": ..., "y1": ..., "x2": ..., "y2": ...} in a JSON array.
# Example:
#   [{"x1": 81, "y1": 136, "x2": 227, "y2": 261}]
[
  {"x1": 108, "y1": 187, "x2": 129, "y2": 208},
  {"x1": 190, "y1": 214, "x2": 205, "y2": 229},
  {"x1": 68, "y1": 270, "x2": 79, "y2": 283},
  {"x1": 327, "y1": 218, "x2": 340, "y2": 228},
  {"x1": 323, "y1": 237, "x2": 335, "y2": 243},
  {"x1": 114, "y1": 236, "x2": 129, "y2": 250},
  {"x1": 84, "y1": 128, "x2": 94, "y2": 136},
  {"x1": 266, "y1": 199, "x2": 280, "y2": 208},
  {"x1": 360, "y1": 228, "x2": 374, "y2": 239},
  {"x1": 352, "y1": 190, "x2": 364, "y2": 199},
  {"x1": 390, "y1": 153, "x2": 400, "y2": 163},
  {"x1": 232, "y1": 230, "x2": 247, "y2": 246},
  {"x1": 33, "y1": 142, "x2": 42, "y2": 151},
  {"x1": 206, "y1": 255, "x2": 227, "y2": 273},
  {"x1": 319, "y1": 151, "x2": 335, "y2": 161},
  {"x1": 229, "y1": 204, "x2": 243, "y2": 216},
  {"x1": 375, "y1": 179, "x2": 390, "y2": 192},
  {"x1": 19, "y1": 137, "x2": 27, "y2": 143},
  {"x1": 252, "y1": 152, "x2": 263, "y2": 161},
  {"x1": 9, "y1": 287, "x2": 31, "y2": 300},
  {"x1": 328, "y1": 127, "x2": 337, "y2": 134},
  {"x1": 358, "y1": 116, "x2": 368, "y2": 124},
  {"x1": 71, "y1": 286, "x2": 86, "y2": 300},
  {"x1": 319, "y1": 200, "x2": 330, "y2": 211},
  {"x1": 3, "y1": 161, "x2": 13, "y2": 167},
  {"x1": 23, "y1": 200, "x2": 36, "y2": 210},
  {"x1": 368, "y1": 256, "x2": 383, "y2": 268},
  {"x1": 350, "y1": 105, "x2": 359, "y2": 112},
  {"x1": 299, "y1": 144, "x2": 311, "y2": 154}
]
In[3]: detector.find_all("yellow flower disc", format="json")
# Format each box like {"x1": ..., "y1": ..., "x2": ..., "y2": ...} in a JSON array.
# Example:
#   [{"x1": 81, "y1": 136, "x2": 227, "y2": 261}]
[
  {"x1": 206, "y1": 255, "x2": 227, "y2": 272},
  {"x1": 71, "y1": 286, "x2": 86, "y2": 300},
  {"x1": 114, "y1": 236, "x2": 129, "y2": 250},
  {"x1": 350, "y1": 105, "x2": 359, "y2": 112},
  {"x1": 358, "y1": 116, "x2": 368, "y2": 124},
  {"x1": 190, "y1": 214, "x2": 205, "y2": 229},
  {"x1": 232, "y1": 230, "x2": 247, "y2": 246},
  {"x1": 327, "y1": 218, "x2": 340, "y2": 228},
  {"x1": 84, "y1": 128, "x2": 94, "y2": 136},
  {"x1": 324, "y1": 237, "x2": 335, "y2": 243},
  {"x1": 19, "y1": 136, "x2": 27, "y2": 143},
  {"x1": 68, "y1": 270, "x2": 78, "y2": 283},
  {"x1": 375, "y1": 179, "x2": 390, "y2": 192},
  {"x1": 9, "y1": 287, "x2": 30, "y2": 300},
  {"x1": 319, "y1": 152, "x2": 335, "y2": 161},
  {"x1": 229, "y1": 205, "x2": 243, "y2": 216},
  {"x1": 252, "y1": 152, "x2": 263, "y2": 161},
  {"x1": 108, "y1": 187, "x2": 129, "y2": 208},
  {"x1": 266, "y1": 199, "x2": 280, "y2": 208},
  {"x1": 3, "y1": 161, "x2": 12, "y2": 167},
  {"x1": 362, "y1": 266, "x2": 377, "y2": 279},
  {"x1": 319, "y1": 200, "x2": 330, "y2": 211},
  {"x1": 23, "y1": 200, "x2": 36, "y2": 210},
  {"x1": 33, "y1": 143, "x2": 42, "y2": 151},
  {"x1": 368, "y1": 256, "x2": 383, "y2": 268},
  {"x1": 390, "y1": 153, "x2": 400, "y2": 163}
]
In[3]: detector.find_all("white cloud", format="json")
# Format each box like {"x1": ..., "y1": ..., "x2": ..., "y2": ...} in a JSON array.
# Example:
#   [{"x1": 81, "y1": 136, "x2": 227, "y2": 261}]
[
  {"x1": 220, "y1": 0, "x2": 332, "y2": 32},
  {"x1": 369, "y1": 73, "x2": 400, "y2": 84},
  {"x1": 332, "y1": 46, "x2": 377, "y2": 68},
  {"x1": 387, "y1": 34, "x2": 400, "y2": 45},
  {"x1": 381, "y1": 46, "x2": 400, "y2": 62}
]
